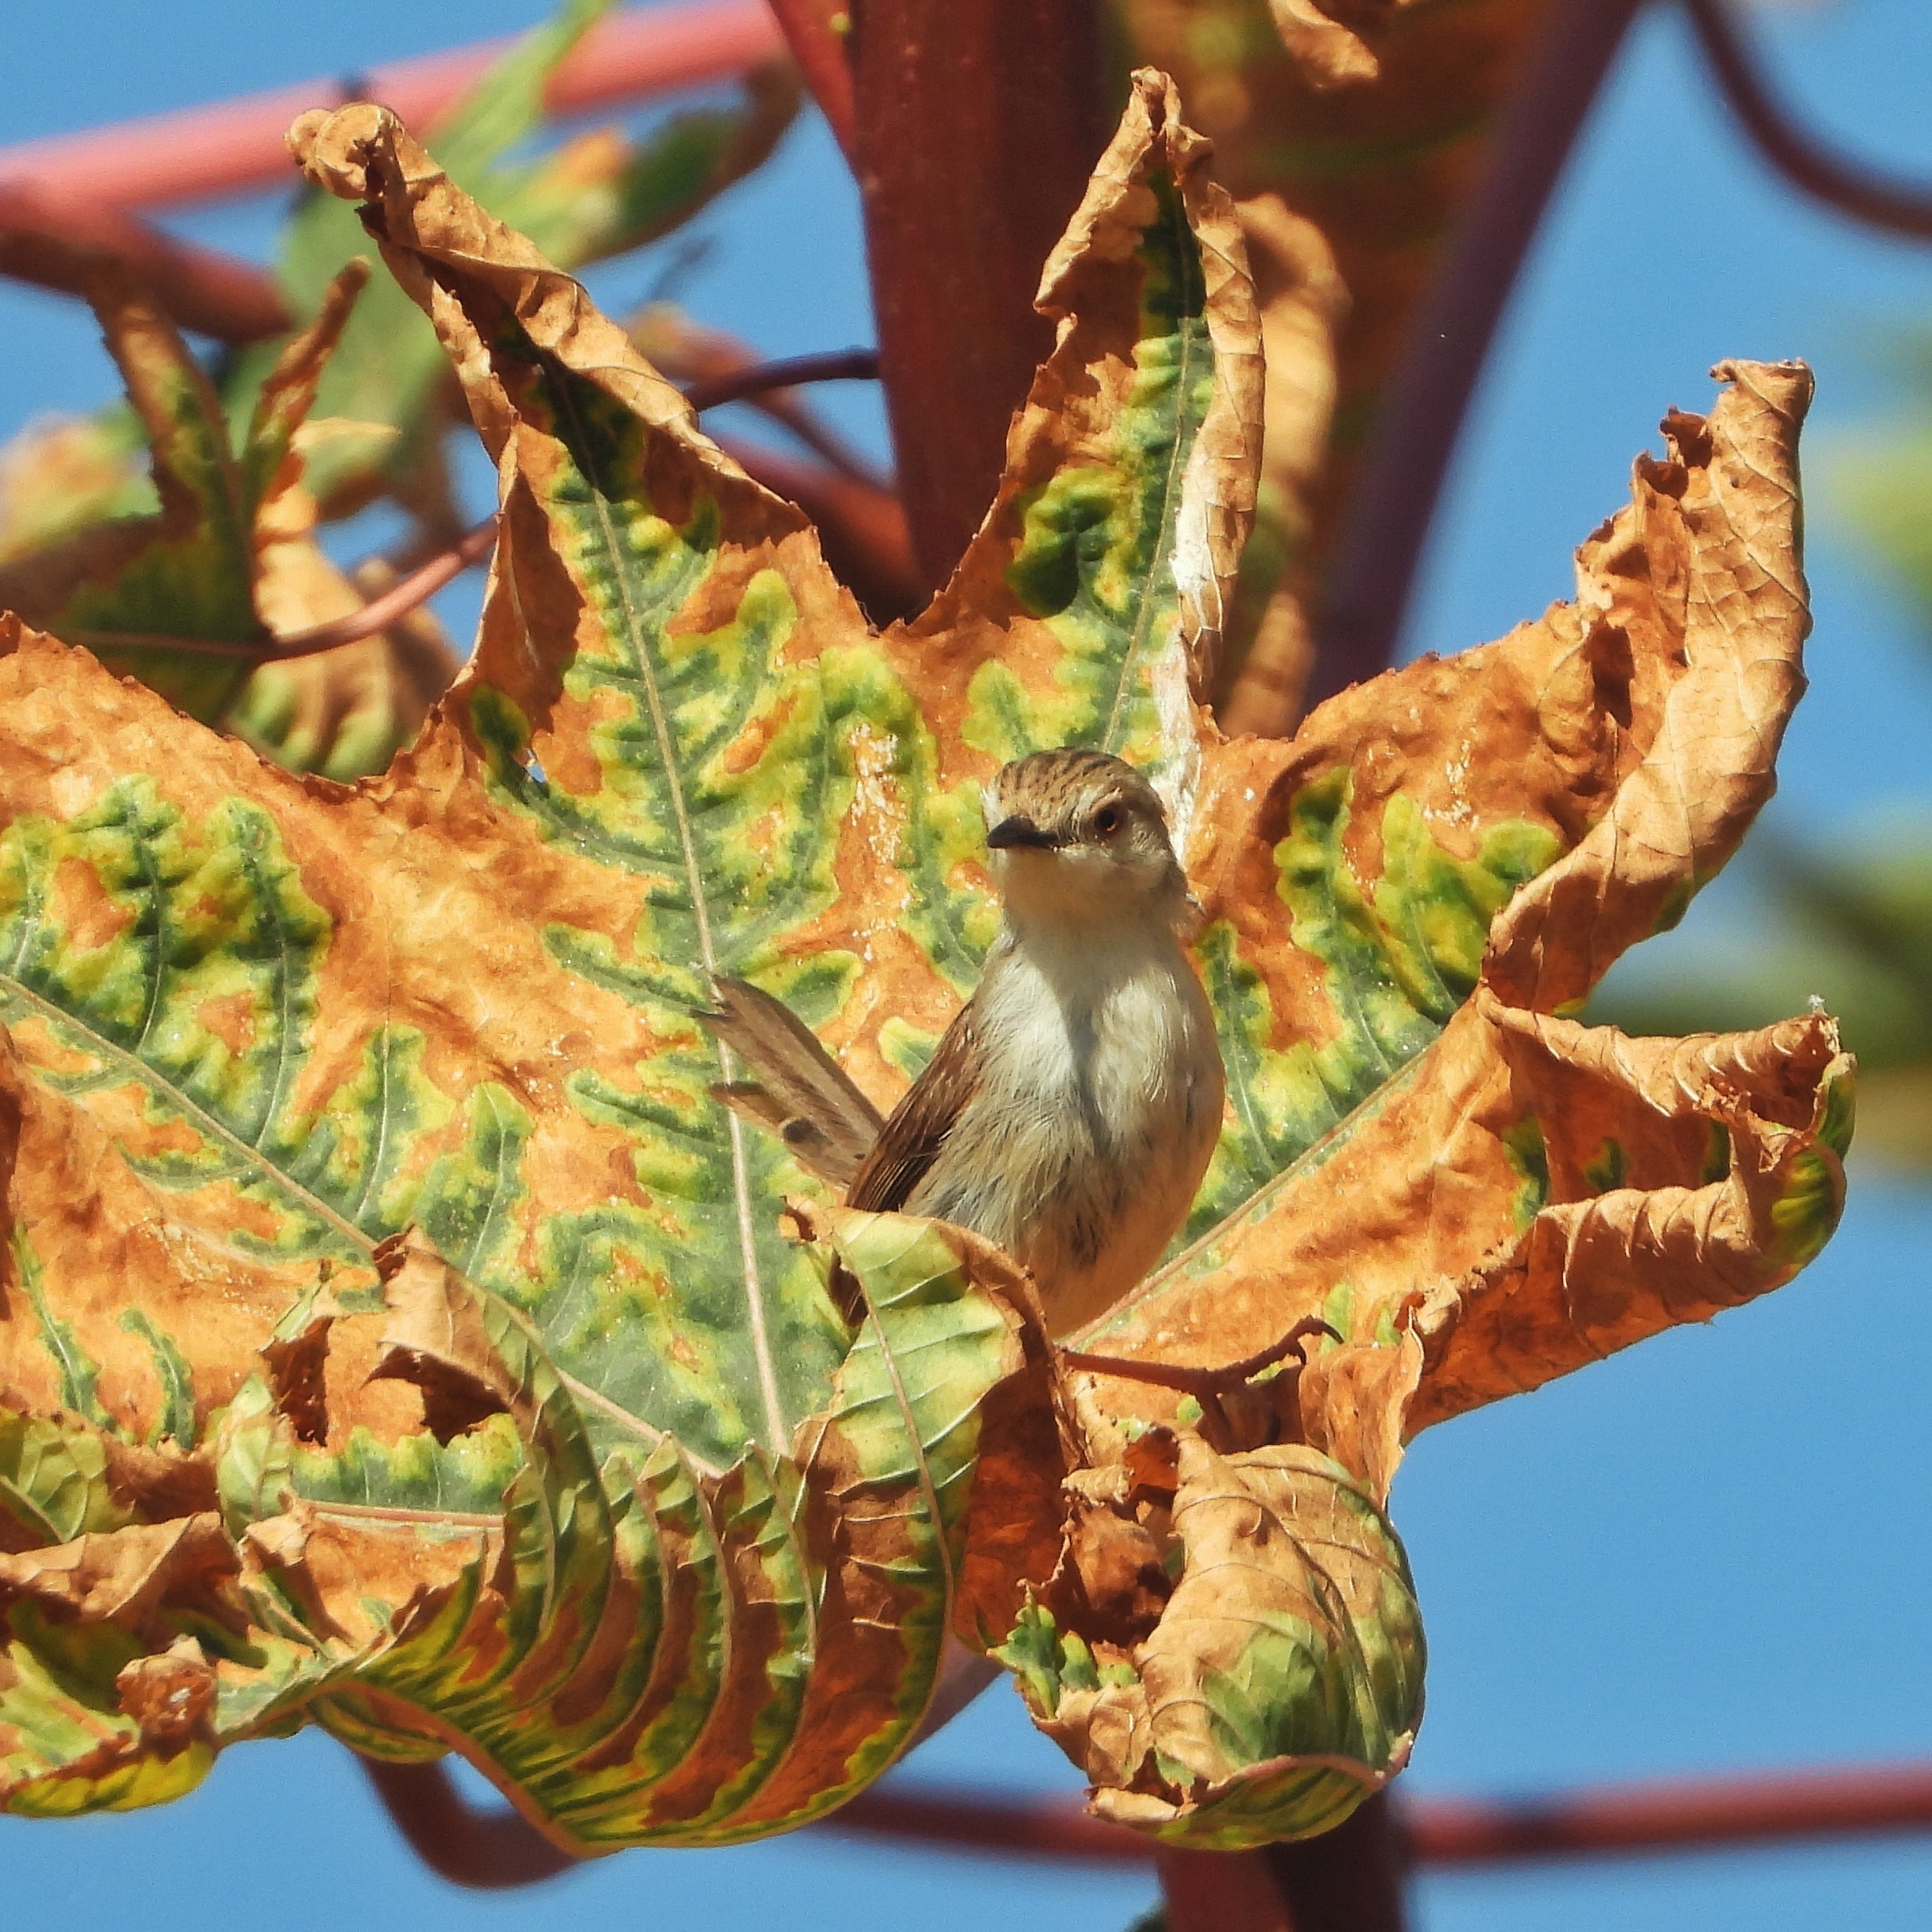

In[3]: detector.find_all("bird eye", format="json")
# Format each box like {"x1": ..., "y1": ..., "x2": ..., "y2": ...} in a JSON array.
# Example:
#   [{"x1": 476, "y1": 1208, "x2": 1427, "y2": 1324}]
[{"x1": 1091, "y1": 802, "x2": 1123, "y2": 837}]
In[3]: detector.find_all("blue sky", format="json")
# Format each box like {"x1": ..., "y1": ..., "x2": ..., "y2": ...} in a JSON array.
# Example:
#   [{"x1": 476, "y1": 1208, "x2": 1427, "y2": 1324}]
[{"x1": 2, "y1": 4, "x2": 1932, "y2": 1928}]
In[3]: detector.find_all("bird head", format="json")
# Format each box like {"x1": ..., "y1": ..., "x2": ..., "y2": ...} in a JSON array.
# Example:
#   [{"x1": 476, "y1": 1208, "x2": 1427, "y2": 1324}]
[{"x1": 982, "y1": 748, "x2": 1190, "y2": 931}]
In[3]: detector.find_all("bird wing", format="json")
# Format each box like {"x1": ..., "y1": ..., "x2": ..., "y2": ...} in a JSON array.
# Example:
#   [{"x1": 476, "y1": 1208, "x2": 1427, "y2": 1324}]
[
  {"x1": 696, "y1": 976, "x2": 885, "y2": 1187},
  {"x1": 846, "y1": 999, "x2": 983, "y2": 1214}
]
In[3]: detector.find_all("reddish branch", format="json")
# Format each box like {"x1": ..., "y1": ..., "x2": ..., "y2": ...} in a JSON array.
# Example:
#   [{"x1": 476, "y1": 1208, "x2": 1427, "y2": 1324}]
[
  {"x1": 766, "y1": 0, "x2": 858, "y2": 160},
  {"x1": 680, "y1": 347, "x2": 883, "y2": 415},
  {"x1": 358, "y1": 1754, "x2": 1932, "y2": 1890},
  {"x1": 359, "y1": 1760, "x2": 575, "y2": 1889},
  {"x1": 0, "y1": 0, "x2": 785, "y2": 211},
  {"x1": 1684, "y1": 0, "x2": 1932, "y2": 245},
  {"x1": 0, "y1": 181, "x2": 289, "y2": 343},
  {"x1": 1310, "y1": 0, "x2": 1644, "y2": 707},
  {"x1": 1413, "y1": 1760, "x2": 1932, "y2": 1864},
  {"x1": 633, "y1": 315, "x2": 889, "y2": 481},
  {"x1": 0, "y1": 1, "x2": 794, "y2": 346}
]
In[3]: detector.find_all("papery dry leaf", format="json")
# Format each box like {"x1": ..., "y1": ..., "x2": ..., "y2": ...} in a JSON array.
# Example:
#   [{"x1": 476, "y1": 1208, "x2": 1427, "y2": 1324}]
[
  {"x1": 1123, "y1": 0, "x2": 1554, "y2": 728},
  {"x1": 1266, "y1": 0, "x2": 1422, "y2": 88},
  {"x1": 0, "y1": 72, "x2": 1261, "y2": 1840},
  {"x1": 1219, "y1": 195, "x2": 1346, "y2": 735},
  {"x1": 0, "y1": 65, "x2": 1841, "y2": 1855},
  {"x1": 255, "y1": 0, "x2": 799, "y2": 529},
  {"x1": 0, "y1": 1515, "x2": 240, "y2": 1639}
]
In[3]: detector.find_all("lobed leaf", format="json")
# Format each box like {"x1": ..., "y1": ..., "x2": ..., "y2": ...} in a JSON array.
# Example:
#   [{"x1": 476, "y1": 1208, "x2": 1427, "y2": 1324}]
[
  {"x1": 0, "y1": 69, "x2": 1846, "y2": 1853},
  {"x1": 0, "y1": 72, "x2": 1261, "y2": 1841},
  {"x1": 0, "y1": 264, "x2": 367, "y2": 723}
]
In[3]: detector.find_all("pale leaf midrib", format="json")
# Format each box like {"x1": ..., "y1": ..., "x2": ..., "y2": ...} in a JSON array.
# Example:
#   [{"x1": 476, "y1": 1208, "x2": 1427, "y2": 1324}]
[
  {"x1": 1103, "y1": 214, "x2": 1209, "y2": 754},
  {"x1": 545, "y1": 375, "x2": 786, "y2": 1463},
  {"x1": 0, "y1": 970, "x2": 374, "y2": 1259},
  {"x1": 308, "y1": 1499, "x2": 503, "y2": 1529},
  {"x1": 1115, "y1": 1052, "x2": 1432, "y2": 1330}
]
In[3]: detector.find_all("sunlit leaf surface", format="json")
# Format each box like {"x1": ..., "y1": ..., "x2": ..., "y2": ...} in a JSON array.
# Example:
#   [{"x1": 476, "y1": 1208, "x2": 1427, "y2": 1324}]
[{"x1": 0, "y1": 72, "x2": 1843, "y2": 1851}]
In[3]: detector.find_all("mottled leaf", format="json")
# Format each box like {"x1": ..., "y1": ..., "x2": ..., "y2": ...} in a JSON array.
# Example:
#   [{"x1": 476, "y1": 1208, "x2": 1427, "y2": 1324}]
[
  {"x1": 0, "y1": 263, "x2": 366, "y2": 723},
  {"x1": 0, "y1": 72, "x2": 1257, "y2": 1841},
  {"x1": 1021, "y1": 360, "x2": 1846, "y2": 1840},
  {"x1": 0, "y1": 69, "x2": 1844, "y2": 1858}
]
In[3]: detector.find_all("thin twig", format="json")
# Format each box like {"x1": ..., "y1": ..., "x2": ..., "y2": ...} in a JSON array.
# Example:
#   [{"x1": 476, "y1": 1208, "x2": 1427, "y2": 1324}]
[
  {"x1": 680, "y1": 347, "x2": 881, "y2": 413},
  {"x1": 1684, "y1": 0, "x2": 1932, "y2": 243},
  {"x1": 1062, "y1": 1317, "x2": 1338, "y2": 1462},
  {"x1": 1309, "y1": 0, "x2": 1644, "y2": 707},
  {"x1": 73, "y1": 518, "x2": 501, "y2": 663}
]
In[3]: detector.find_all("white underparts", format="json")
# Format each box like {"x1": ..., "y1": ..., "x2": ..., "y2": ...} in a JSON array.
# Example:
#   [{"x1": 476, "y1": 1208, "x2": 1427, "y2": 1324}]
[{"x1": 907, "y1": 889, "x2": 1225, "y2": 1336}]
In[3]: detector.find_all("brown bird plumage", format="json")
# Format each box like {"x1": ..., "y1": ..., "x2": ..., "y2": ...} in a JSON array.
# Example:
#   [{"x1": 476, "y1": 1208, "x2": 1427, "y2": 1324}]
[{"x1": 703, "y1": 748, "x2": 1225, "y2": 1334}]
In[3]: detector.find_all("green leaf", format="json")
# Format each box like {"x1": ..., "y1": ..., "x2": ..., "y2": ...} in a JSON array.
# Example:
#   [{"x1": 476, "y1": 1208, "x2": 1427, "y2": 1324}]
[
  {"x1": 0, "y1": 80, "x2": 1843, "y2": 1856},
  {"x1": 0, "y1": 265, "x2": 367, "y2": 723}
]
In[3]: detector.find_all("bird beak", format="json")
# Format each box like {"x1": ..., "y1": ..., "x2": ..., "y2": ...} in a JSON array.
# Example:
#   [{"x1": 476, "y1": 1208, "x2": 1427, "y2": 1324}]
[{"x1": 986, "y1": 816, "x2": 1064, "y2": 851}]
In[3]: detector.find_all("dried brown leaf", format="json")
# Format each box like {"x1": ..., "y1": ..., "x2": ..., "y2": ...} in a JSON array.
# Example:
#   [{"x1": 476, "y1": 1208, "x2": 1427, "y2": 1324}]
[
  {"x1": 1125, "y1": 0, "x2": 1554, "y2": 724},
  {"x1": 1219, "y1": 195, "x2": 1346, "y2": 734},
  {"x1": 1267, "y1": 0, "x2": 1420, "y2": 88},
  {"x1": 1069, "y1": 361, "x2": 1843, "y2": 1496},
  {"x1": 0, "y1": 1515, "x2": 240, "y2": 1640}
]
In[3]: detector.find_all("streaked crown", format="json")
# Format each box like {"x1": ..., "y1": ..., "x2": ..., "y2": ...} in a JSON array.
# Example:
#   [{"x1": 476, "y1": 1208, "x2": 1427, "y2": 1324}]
[{"x1": 984, "y1": 748, "x2": 1170, "y2": 853}]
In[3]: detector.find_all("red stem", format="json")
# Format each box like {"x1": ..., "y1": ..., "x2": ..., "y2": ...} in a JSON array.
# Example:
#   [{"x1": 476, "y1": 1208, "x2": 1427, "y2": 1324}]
[
  {"x1": 1413, "y1": 1760, "x2": 1932, "y2": 1865},
  {"x1": 0, "y1": 0, "x2": 785, "y2": 211},
  {"x1": 0, "y1": 181, "x2": 288, "y2": 343},
  {"x1": 765, "y1": 0, "x2": 858, "y2": 161},
  {"x1": 1258, "y1": 1793, "x2": 1409, "y2": 1931},
  {"x1": 847, "y1": 0, "x2": 1111, "y2": 591},
  {"x1": 1308, "y1": 0, "x2": 1644, "y2": 708},
  {"x1": 716, "y1": 434, "x2": 922, "y2": 624},
  {"x1": 359, "y1": 1760, "x2": 577, "y2": 1889},
  {"x1": 1684, "y1": 0, "x2": 1932, "y2": 244},
  {"x1": 356, "y1": 1754, "x2": 1932, "y2": 1890}
]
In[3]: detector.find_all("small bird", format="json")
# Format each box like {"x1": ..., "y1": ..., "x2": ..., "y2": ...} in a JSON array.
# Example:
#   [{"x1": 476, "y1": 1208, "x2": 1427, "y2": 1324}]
[{"x1": 704, "y1": 747, "x2": 1226, "y2": 1336}]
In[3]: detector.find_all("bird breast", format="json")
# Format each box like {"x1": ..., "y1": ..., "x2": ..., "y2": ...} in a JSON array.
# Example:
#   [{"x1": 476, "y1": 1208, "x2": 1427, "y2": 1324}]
[{"x1": 907, "y1": 924, "x2": 1225, "y2": 1334}]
